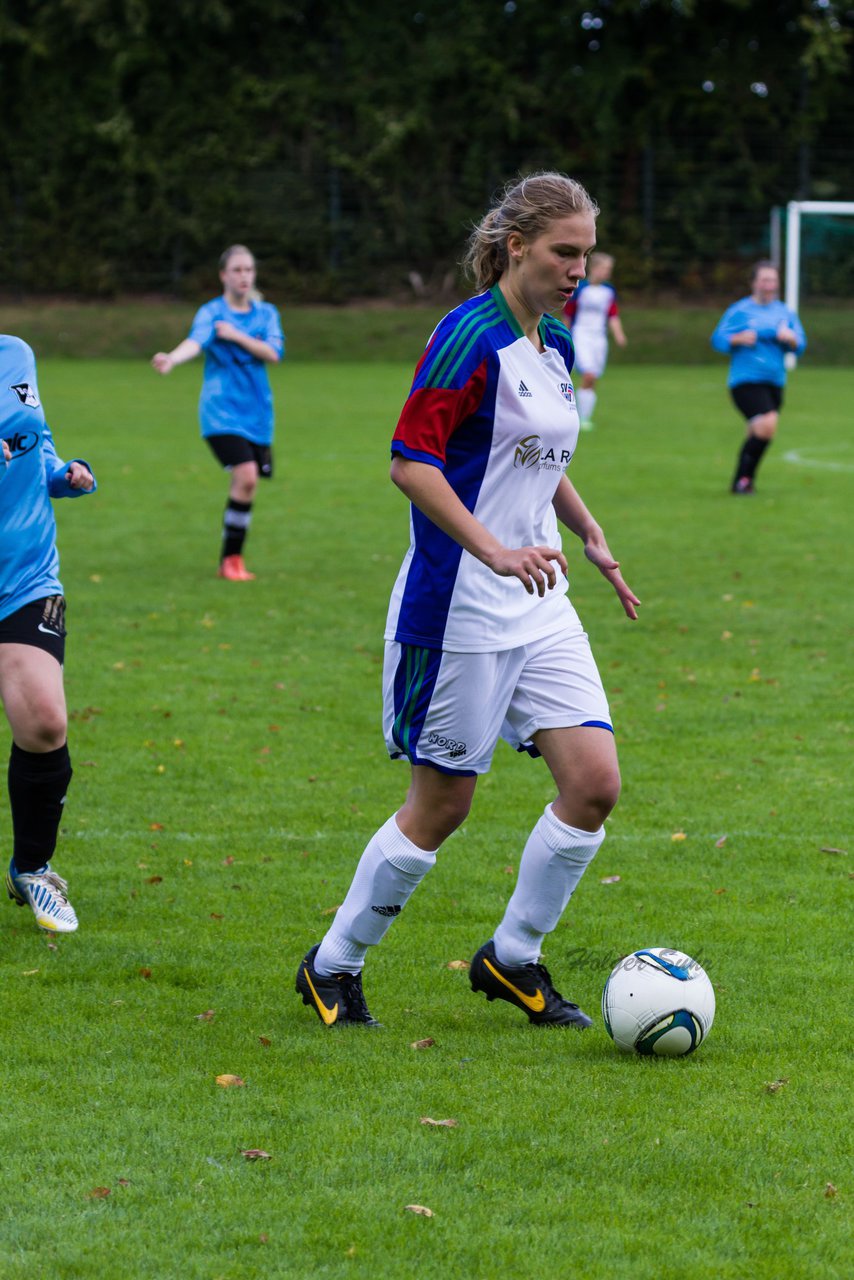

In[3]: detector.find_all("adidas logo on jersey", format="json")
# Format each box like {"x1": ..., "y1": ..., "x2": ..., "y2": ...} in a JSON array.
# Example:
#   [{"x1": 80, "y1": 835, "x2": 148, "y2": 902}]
[{"x1": 517, "y1": 380, "x2": 533, "y2": 397}]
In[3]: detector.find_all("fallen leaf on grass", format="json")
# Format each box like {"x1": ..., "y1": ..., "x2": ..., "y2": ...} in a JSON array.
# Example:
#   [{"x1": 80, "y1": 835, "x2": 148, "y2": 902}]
[
  {"x1": 146, "y1": 875, "x2": 163, "y2": 885},
  {"x1": 821, "y1": 846, "x2": 847, "y2": 856},
  {"x1": 240, "y1": 1149, "x2": 271, "y2": 1161},
  {"x1": 46, "y1": 941, "x2": 57, "y2": 952},
  {"x1": 149, "y1": 822, "x2": 165, "y2": 831},
  {"x1": 138, "y1": 967, "x2": 152, "y2": 979},
  {"x1": 210, "y1": 912, "x2": 224, "y2": 920},
  {"x1": 502, "y1": 865, "x2": 515, "y2": 875},
  {"x1": 259, "y1": 1233, "x2": 269, "y2": 1244},
  {"x1": 419, "y1": 1117, "x2": 458, "y2": 1128},
  {"x1": 117, "y1": 1178, "x2": 130, "y2": 1187},
  {"x1": 600, "y1": 875, "x2": 621, "y2": 884},
  {"x1": 404, "y1": 1204, "x2": 434, "y2": 1217},
  {"x1": 713, "y1": 887, "x2": 727, "y2": 895},
  {"x1": 87, "y1": 1187, "x2": 111, "y2": 1199},
  {"x1": 446, "y1": 960, "x2": 469, "y2": 970},
  {"x1": 258, "y1": 1035, "x2": 272, "y2": 1048},
  {"x1": 215, "y1": 1074, "x2": 245, "y2": 1088},
  {"x1": 321, "y1": 904, "x2": 341, "y2": 916},
  {"x1": 195, "y1": 1010, "x2": 215, "y2": 1022},
  {"x1": 22, "y1": 969, "x2": 40, "y2": 976},
  {"x1": 824, "y1": 1182, "x2": 837, "y2": 1198},
  {"x1": 764, "y1": 1078, "x2": 789, "y2": 1093},
  {"x1": 671, "y1": 832, "x2": 687, "y2": 842},
  {"x1": 222, "y1": 855, "x2": 235, "y2": 865},
  {"x1": 715, "y1": 835, "x2": 728, "y2": 848},
  {"x1": 410, "y1": 1038, "x2": 436, "y2": 1050}
]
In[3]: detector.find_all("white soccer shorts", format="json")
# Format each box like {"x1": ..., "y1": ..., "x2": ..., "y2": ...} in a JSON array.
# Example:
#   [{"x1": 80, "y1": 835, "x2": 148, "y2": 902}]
[
  {"x1": 571, "y1": 332, "x2": 608, "y2": 379},
  {"x1": 382, "y1": 621, "x2": 612, "y2": 776}
]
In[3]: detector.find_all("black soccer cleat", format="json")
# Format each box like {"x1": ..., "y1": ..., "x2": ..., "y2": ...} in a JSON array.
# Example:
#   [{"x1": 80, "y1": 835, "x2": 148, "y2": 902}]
[
  {"x1": 470, "y1": 938, "x2": 593, "y2": 1028},
  {"x1": 731, "y1": 476, "x2": 755, "y2": 495},
  {"x1": 295, "y1": 944, "x2": 381, "y2": 1027}
]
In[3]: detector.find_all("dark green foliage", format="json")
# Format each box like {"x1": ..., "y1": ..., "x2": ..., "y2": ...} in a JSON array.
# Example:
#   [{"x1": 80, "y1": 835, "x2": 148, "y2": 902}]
[{"x1": 0, "y1": 1, "x2": 852, "y2": 297}]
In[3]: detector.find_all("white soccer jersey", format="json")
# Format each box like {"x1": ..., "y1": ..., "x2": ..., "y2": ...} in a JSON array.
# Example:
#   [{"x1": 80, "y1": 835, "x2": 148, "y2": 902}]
[
  {"x1": 385, "y1": 286, "x2": 582, "y2": 653},
  {"x1": 563, "y1": 280, "x2": 619, "y2": 340}
]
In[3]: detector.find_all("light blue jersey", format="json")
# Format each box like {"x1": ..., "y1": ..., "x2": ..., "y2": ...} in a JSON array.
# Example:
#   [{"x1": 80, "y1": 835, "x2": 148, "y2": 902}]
[
  {"x1": 0, "y1": 336, "x2": 96, "y2": 622},
  {"x1": 711, "y1": 296, "x2": 806, "y2": 387},
  {"x1": 188, "y1": 298, "x2": 284, "y2": 442}
]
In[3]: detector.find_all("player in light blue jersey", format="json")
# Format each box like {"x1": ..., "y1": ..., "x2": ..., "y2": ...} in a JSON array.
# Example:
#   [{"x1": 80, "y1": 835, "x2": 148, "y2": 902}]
[
  {"x1": 711, "y1": 261, "x2": 806, "y2": 494},
  {"x1": 1, "y1": 335, "x2": 97, "y2": 933},
  {"x1": 152, "y1": 245, "x2": 284, "y2": 578}
]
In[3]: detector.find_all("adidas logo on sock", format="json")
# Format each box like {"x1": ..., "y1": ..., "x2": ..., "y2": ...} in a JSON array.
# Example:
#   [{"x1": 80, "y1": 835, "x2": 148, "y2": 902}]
[
  {"x1": 518, "y1": 380, "x2": 533, "y2": 397},
  {"x1": 371, "y1": 904, "x2": 402, "y2": 917}
]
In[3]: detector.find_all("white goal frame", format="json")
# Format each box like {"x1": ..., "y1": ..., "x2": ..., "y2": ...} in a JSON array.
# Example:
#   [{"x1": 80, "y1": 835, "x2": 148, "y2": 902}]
[{"x1": 773, "y1": 200, "x2": 854, "y2": 366}]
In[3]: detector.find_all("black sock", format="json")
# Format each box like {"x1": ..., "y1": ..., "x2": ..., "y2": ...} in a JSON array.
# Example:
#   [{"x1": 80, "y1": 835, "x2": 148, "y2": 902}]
[
  {"x1": 8, "y1": 742, "x2": 73, "y2": 874},
  {"x1": 734, "y1": 435, "x2": 770, "y2": 483},
  {"x1": 221, "y1": 499, "x2": 253, "y2": 560}
]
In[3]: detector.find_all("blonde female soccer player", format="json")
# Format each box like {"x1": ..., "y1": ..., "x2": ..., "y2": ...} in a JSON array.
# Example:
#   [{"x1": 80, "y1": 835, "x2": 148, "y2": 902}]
[
  {"x1": 297, "y1": 173, "x2": 639, "y2": 1029},
  {"x1": 152, "y1": 245, "x2": 284, "y2": 579},
  {"x1": 561, "y1": 251, "x2": 627, "y2": 430}
]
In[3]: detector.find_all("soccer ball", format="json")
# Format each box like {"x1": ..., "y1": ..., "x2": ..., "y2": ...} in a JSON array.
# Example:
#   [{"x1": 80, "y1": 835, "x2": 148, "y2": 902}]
[{"x1": 601, "y1": 947, "x2": 715, "y2": 1056}]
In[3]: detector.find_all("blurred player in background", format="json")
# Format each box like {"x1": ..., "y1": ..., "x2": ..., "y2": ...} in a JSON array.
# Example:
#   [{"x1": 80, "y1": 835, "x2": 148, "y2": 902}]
[
  {"x1": 1, "y1": 335, "x2": 96, "y2": 933},
  {"x1": 297, "y1": 173, "x2": 639, "y2": 1030},
  {"x1": 711, "y1": 261, "x2": 806, "y2": 494},
  {"x1": 151, "y1": 245, "x2": 284, "y2": 579},
  {"x1": 561, "y1": 251, "x2": 627, "y2": 430}
]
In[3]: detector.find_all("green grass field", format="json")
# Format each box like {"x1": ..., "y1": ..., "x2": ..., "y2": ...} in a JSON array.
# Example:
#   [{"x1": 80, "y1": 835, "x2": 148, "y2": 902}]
[{"x1": 1, "y1": 355, "x2": 851, "y2": 1279}]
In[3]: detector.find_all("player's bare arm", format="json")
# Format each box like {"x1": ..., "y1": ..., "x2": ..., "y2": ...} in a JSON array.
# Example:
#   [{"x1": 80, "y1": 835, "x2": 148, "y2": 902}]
[
  {"x1": 390, "y1": 455, "x2": 567, "y2": 597},
  {"x1": 552, "y1": 475, "x2": 640, "y2": 619},
  {"x1": 151, "y1": 338, "x2": 202, "y2": 374},
  {"x1": 213, "y1": 322, "x2": 281, "y2": 363}
]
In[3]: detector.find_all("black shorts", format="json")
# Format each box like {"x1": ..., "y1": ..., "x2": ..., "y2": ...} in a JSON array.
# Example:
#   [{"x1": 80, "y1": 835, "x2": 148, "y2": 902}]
[
  {"x1": 730, "y1": 382, "x2": 783, "y2": 421},
  {"x1": 206, "y1": 434, "x2": 273, "y2": 478},
  {"x1": 0, "y1": 596, "x2": 66, "y2": 664}
]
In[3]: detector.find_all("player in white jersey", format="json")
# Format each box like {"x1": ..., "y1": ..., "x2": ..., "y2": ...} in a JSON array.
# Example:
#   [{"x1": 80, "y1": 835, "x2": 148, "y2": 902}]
[
  {"x1": 297, "y1": 174, "x2": 640, "y2": 1029},
  {"x1": 562, "y1": 252, "x2": 627, "y2": 429}
]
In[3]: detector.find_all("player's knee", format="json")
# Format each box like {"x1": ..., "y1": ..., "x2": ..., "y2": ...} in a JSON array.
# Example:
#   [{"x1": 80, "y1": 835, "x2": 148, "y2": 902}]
[
  {"x1": 580, "y1": 765, "x2": 621, "y2": 826},
  {"x1": 20, "y1": 706, "x2": 67, "y2": 752},
  {"x1": 752, "y1": 412, "x2": 778, "y2": 440}
]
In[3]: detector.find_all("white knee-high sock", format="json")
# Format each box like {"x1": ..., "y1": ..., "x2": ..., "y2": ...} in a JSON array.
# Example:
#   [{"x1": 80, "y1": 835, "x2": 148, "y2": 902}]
[
  {"x1": 314, "y1": 815, "x2": 437, "y2": 975},
  {"x1": 578, "y1": 388, "x2": 597, "y2": 422},
  {"x1": 493, "y1": 804, "x2": 605, "y2": 967}
]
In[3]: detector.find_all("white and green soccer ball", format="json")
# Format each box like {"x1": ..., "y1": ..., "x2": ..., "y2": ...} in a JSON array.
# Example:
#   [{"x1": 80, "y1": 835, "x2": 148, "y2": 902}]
[{"x1": 602, "y1": 948, "x2": 715, "y2": 1056}]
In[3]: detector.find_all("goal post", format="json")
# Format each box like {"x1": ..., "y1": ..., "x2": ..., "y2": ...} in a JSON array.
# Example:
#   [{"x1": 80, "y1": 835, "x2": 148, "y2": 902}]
[{"x1": 783, "y1": 200, "x2": 854, "y2": 366}]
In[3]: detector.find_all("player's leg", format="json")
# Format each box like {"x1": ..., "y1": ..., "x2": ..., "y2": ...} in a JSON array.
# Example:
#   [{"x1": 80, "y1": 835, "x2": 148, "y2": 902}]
[
  {"x1": 0, "y1": 616, "x2": 78, "y2": 932},
  {"x1": 471, "y1": 628, "x2": 615, "y2": 1026},
  {"x1": 297, "y1": 766, "x2": 476, "y2": 1026},
  {"x1": 297, "y1": 645, "x2": 498, "y2": 1026},
  {"x1": 207, "y1": 436, "x2": 259, "y2": 577},
  {"x1": 577, "y1": 371, "x2": 598, "y2": 430},
  {"x1": 730, "y1": 385, "x2": 781, "y2": 493}
]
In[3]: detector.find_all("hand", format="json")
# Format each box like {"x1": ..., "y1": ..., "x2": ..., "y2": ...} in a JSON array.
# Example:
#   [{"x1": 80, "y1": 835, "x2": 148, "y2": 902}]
[
  {"x1": 214, "y1": 321, "x2": 241, "y2": 343},
  {"x1": 776, "y1": 324, "x2": 797, "y2": 347},
  {"x1": 583, "y1": 539, "x2": 640, "y2": 620},
  {"x1": 151, "y1": 352, "x2": 173, "y2": 374},
  {"x1": 732, "y1": 329, "x2": 757, "y2": 347},
  {"x1": 66, "y1": 462, "x2": 95, "y2": 492},
  {"x1": 2, "y1": 439, "x2": 10, "y2": 463},
  {"x1": 486, "y1": 545, "x2": 568, "y2": 597}
]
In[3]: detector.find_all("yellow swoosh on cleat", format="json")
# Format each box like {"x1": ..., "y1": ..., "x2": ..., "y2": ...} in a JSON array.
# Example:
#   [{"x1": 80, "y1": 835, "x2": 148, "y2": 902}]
[
  {"x1": 304, "y1": 969, "x2": 339, "y2": 1025},
  {"x1": 483, "y1": 957, "x2": 546, "y2": 1012}
]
